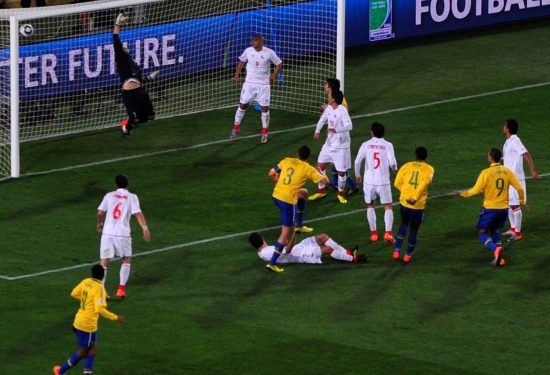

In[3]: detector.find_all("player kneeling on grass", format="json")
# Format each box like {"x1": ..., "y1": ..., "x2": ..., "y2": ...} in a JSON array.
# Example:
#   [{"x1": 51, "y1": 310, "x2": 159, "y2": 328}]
[
  {"x1": 113, "y1": 13, "x2": 157, "y2": 136},
  {"x1": 266, "y1": 145, "x2": 329, "y2": 273},
  {"x1": 249, "y1": 230, "x2": 366, "y2": 265},
  {"x1": 231, "y1": 34, "x2": 283, "y2": 144},
  {"x1": 393, "y1": 147, "x2": 435, "y2": 263},
  {"x1": 53, "y1": 265, "x2": 124, "y2": 375},
  {"x1": 457, "y1": 148, "x2": 526, "y2": 267}
]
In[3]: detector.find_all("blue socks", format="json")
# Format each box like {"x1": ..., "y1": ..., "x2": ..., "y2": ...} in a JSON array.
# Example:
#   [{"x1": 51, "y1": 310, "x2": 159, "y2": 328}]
[
  {"x1": 60, "y1": 352, "x2": 82, "y2": 373},
  {"x1": 407, "y1": 234, "x2": 417, "y2": 255},
  {"x1": 294, "y1": 198, "x2": 306, "y2": 227},
  {"x1": 395, "y1": 225, "x2": 408, "y2": 251},
  {"x1": 83, "y1": 354, "x2": 95, "y2": 374},
  {"x1": 331, "y1": 171, "x2": 358, "y2": 190},
  {"x1": 492, "y1": 231, "x2": 502, "y2": 247},
  {"x1": 479, "y1": 233, "x2": 497, "y2": 252},
  {"x1": 346, "y1": 176, "x2": 358, "y2": 190},
  {"x1": 269, "y1": 241, "x2": 285, "y2": 265}
]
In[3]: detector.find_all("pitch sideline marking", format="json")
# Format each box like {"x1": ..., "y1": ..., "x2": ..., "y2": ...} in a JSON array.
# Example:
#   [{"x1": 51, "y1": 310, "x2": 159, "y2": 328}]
[
  {"x1": 8, "y1": 81, "x2": 550, "y2": 179},
  {"x1": 1, "y1": 173, "x2": 547, "y2": 281}
]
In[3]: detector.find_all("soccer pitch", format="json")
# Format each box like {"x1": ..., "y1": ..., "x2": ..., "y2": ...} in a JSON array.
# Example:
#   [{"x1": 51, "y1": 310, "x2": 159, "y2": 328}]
[{"x1": 1, "y1": 20, "x2": 550, "y2": 374}]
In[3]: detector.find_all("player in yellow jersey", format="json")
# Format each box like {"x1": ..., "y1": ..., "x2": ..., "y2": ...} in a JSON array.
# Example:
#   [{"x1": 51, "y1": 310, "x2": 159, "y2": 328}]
[
  {"x1": 393, "y1": 147, "x2": 435, "y2": 263},
  {"x1": 457, "y1": 148, "x2": 526, "y2": 267},
  {"x1": 266, "y1": 145, "x2": 329, "y2": 272},
  {"x1": 54, "y1": 265, "x2": 123, "y2": 375}
]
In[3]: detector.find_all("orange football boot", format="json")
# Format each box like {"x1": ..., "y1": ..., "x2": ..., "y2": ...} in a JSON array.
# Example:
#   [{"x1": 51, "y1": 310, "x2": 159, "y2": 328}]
[{"x1": 370, "y1": 231, "x2": 379, "y2": 243}]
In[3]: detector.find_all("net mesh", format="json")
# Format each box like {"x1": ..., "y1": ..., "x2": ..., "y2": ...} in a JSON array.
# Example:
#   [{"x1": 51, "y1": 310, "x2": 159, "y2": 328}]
[
  {"x1": 0, "y1": 18, "x2": 10, "y2": 177},
  {"x1": 0, "y1": 0, "x2": 337, "y2": 176}
]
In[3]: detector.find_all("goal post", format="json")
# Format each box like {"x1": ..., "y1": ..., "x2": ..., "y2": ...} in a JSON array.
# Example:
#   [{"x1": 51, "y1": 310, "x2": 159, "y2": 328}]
[{"x1": 0, "y1": 0, "x2": 345, "y2": 179}]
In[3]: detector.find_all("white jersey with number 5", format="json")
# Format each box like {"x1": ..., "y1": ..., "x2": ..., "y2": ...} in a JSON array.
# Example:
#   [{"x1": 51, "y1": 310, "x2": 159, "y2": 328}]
[
  {"x1": 98, "y1": 188, "x2": 141, "y2": 238},
  {"x1": 354, "y1": 137, "x2": 397, "y2": 186},
  {"x1": 239, "y1": 47, "x2": 282, "y2": 85}
]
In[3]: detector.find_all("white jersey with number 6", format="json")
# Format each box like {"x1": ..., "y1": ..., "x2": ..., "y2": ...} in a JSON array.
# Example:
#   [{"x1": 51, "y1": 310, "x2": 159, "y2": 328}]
[
  {"x1": 98, "y1": 188, "x2": 141, "y2": 238},
  {"x1": 354, "y1": 137, "x2": 397, "y2": 186}
]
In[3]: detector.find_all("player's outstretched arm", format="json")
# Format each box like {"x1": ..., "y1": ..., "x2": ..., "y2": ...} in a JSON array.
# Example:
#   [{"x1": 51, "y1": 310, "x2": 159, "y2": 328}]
[
  {"x1": 113, "y1": 13, "x2": 128, "y2": 35},
  {"x1": 458, "y1": 172, "x2": 485, "y2": 198},
  {"x1": 96, "y1": 210, "x2": 105, "y2": 233},
  {"x1": 135, "y1": 212, "x2": 151, "y2": 242}
]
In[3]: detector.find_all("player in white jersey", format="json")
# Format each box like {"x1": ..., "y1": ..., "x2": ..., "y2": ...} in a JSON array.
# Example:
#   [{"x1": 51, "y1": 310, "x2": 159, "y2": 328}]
[
  {"x1": 97, "y1": 174, "x2": 151, "y2": 299},
  {"x1": 354, "y1": 122, "x2": 398, "y2": 244},
  {"x1": 502, "y1": 119, "x2": 540, "y2": 241},
  {"x1": 230, "y1": 35, "x2": 283, "y2": 144},
  {"x1": 308, "y1": 90, "x2": 353, "y2": 204},
  {"x1": 248, "y1": 231, "x2": 367, "y2": 264}
]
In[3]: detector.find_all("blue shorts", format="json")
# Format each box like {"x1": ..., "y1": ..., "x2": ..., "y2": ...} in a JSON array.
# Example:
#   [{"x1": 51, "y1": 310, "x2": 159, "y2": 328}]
[
  {"x1": 400, "y1": 205, "x2": 424, "y2": 231},
  {"x1": 73, "y1": 327, "x2": 97, "y2": 348},
  {"x1": 273, "y1": 197, "x2": 295, "y2": 227},
  {"x1": 476, "y1": 208, "x2": 508, "y2": 231}
]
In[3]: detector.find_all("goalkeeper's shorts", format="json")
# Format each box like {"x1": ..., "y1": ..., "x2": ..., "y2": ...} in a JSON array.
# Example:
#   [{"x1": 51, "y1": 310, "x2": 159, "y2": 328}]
[{"x1": 122, "y1": 86, "x2": 155, "y2": 125}]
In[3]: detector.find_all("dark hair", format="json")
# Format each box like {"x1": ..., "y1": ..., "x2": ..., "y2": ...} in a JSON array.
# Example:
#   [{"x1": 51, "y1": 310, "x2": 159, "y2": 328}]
[
  {"x1": 371, "y1": 122, "x2": 385, "y2": 138},
  {"x1": 115, "y1": 174, "x2": 128, "y2": 188},
  {"x1": 248, "y1": 232, "x2": 264, "y2": 250},
  {"x1": 325, "y1": 77, "x2": 341, "y2": 92},
  {"x1": 505, "y1": 118, "x2": 519, "y2": 135},
  {"x1": 91, "y1": 264, "x2": 105, "y2": 280},
  {"x1": 489, "y1": 148, "x2": 502, "y2": 162},
  {"x1": 252, "y1": 34, "x2": 264, "y2": 41},
  {"x1": 415, "y1": 147, "x2": 428, "y2": 161},
  {"x1": 332, "y1": 90, "x2": 344, "y2": 105},
  {"x1": 298, "y1": 145, "x2": 311, "y2": 160}
]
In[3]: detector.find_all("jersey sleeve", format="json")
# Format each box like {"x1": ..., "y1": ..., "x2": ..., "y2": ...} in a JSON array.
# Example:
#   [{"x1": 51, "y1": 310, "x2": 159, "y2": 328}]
[
  {"x1": 514, "y1": 138, "x2": 528, "y2": 156},
  {"x1": 394, "y1": 165, "x2": 406, "y2": 191},
  {"x1": 270, "y1": 49, "x2": 282, "y2": 65},
  {"x1": 315, "y1": 108, "x2": 329, "y2": 133},
  {"x1": 335, "y1": 109, "x2": 353, "y2": 132},
  {"x1": 94, "y1": 287, "x2": 118, "y2": 321},
  {"x1": 354, "y1": 144, "x2": 366, "y2": 178},
  {"x1": 70, "y1": 281, "x2": 83, "y2": 300},
  {"x1": 130, "y1": 194, "x2": 142, "y2": 215},
  {"x1": 97, "y1": 194, "x2": 109, "y2": 212},
  {"x1": 461, "y1": 170, "x2": 486, "y2": 198},
  {"x1": 412, "y1": 168, "x2": 433, "y2": 200},
  {"x1": 387, "y1": 143, "x2": 398, "y2": 171},
  {"x1": 307, "y1": 165, "x2": 325, "y2": 184},
  {"x1": 239, "y1": 49, "x2": 248, "y2": 63}
]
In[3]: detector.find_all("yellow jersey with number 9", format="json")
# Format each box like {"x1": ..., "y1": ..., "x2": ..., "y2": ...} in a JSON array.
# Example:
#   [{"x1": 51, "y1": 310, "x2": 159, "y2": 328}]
[
  {"x1": 273, "y1": 157, "x2": 325, "y2": 204},
  {"x1": 394, "y1": 161, "x2": 435, "y2": 210}
]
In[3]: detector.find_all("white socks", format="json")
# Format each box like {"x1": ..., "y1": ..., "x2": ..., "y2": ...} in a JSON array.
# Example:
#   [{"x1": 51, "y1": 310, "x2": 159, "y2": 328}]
[
  {"x1": 384, "y1": 209, "x2": 394, "y2": 232},
  {"x1": 234, "y1": 107, "x2": 246, "y2": 125},
  {"x1": 261, "y1": 111, "x2": 270, "y2": 130},
  {"x1": 119, "y1": 263, "x2": 131, "y2": 286},
  {"x1": 337, "y1": 174, "x2": 346, "y2": 193},
  {"x1": 513, "y1": 207, "x2": 522, "y2": 232},
  {"x1": 367, "y1": 207, "x2": 377, "y2": 231},
  {"x1": 326, "y1": 237, "x2": 353, "y2": 262},
  {"x1": 318, "y1": 169, "x2": 326, "y2": 190},
  {"x1": 102, "y1": 266, "x2": 108, "y2": 286}
]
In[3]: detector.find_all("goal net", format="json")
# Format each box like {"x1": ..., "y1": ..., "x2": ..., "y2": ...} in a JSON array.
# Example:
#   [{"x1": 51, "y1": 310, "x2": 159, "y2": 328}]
[{"x1": 0, "y1": 0, "x2": 342, "y2": 178}]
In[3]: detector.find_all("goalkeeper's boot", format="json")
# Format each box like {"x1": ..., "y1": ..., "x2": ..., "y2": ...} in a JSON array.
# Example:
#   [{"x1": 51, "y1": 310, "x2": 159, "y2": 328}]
[
  {"x1": 265, "y1": 264, "x2": 284, "y2": 273},
  {"x1": 230, "y1": 125, "x2": 240, "y2": 140},
  {"x1": 295, "y1": 225, "x2": 314, "y2": 233},
  {"x1": 384, "y1": 231, "x2": 396, "y2": 244},
  {"x1": 370, "y1": 231, "x2": 379, "y2": 243},
  {"x1": 337, "y1": 193, "x2": 348, "y2": 204},
  {"x1": 116, "y1": 285, "x2": 126, "y2": 299},
  {"x1": 308, "y1": 190, "x2": 327, "y2": 201},
  {"x1": 491, "y1": 246, "x2": 505, "y2": 267},
  {"x1": 53, "y1": 365, "x2": 61, "y2": 375}
]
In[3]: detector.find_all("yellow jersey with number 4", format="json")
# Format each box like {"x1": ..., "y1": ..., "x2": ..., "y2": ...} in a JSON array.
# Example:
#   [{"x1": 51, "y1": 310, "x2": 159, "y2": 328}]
[
  {"x1": 460, "y1": 163, "x2": 524, "y2": 209},
  {"x1": 71, "y1": 277, "x2": 118, "y2": 333},
  {"x1": 273, "y1": 157, "x2": 325, "y2": 204},
  {"x1": 394, "y1": 161, "x2": 435, "y2": 210}
]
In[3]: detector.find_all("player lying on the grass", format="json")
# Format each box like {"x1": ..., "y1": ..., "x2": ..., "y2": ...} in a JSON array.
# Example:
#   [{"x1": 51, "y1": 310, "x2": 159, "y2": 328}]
[
  {"x1": 502, "y1": 119, "x2": 540, "y2": 241},
  {"x1": 309, "y1": 90, "x2": 353, "y2": 204},
  {"x1": 249, "y1": 230, "x2": 367, "y2": 264},
  {"x1": 53, "y1": 265, "x2": 124, "y2": 375},
  {"x1": 113, "y1": 13, "x2": 157, "y2": 136},
  {"x1": 354, "y1": 122, "x2": 398, "y2": 244},
  {"x1": 322, "y1": 78, "x2": 358, "y2": 195},
  {"x1": 231, "y1": 34, "x2": 283, "y2": 144},
  {"x1": 266, "y1": 145, "x2": 329, "y2": 273},
  {"x1": 457, "y1": 148, "x2": 526, "y2": 267},
  {"x1": 393, "y1": 147, "x2": 434, "y2": 263},
  {"x1": 97, "y1": 174, "x2": 151, "y2": 299}
]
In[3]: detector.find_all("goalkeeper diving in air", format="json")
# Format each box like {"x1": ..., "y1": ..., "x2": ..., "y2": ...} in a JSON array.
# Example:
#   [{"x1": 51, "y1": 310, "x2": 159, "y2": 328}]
[{"x1": 113, "y1": 13, "x2": 157, "y2": 136}]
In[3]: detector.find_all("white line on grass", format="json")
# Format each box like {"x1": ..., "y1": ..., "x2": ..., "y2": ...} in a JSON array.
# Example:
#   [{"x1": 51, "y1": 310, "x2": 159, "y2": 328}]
[
  {"x1": 12, "y1": 81, "x2": 550, "y2": 180},
  {"x1": 2, "y1": 173, "x2": 547, "y2": 281}
]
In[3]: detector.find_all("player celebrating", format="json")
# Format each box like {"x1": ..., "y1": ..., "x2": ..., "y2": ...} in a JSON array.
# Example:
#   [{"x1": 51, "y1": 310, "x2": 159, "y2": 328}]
[
  {"x1": 266, "y1": 145, "x2": 329, "y2": 272},
  {"x1": 53, "y1": 265, "x2": 124, "y2": 375},
  {"x1": 457, "y1": 148, "x2": 526, "y2": 267},
  {"x1": 309, "y1": 90, "x2": 353, "y2": 204},
  {"x1": 249, "y1": 231, "x2": 367, "y2": 264},
  {"x1": 393, "y1": 147, "x2": 434, "y2": 263},
  {"x1": 231, "y1": 35, "x2": 283, "y2": 144},
  {"x1": 502, "y1": 119, "x2": 540, "y2": 241},
  {"x1": 113, "y1": 13, "x2": 156, "y2": 136},
  {"x1": 354, "y1": 122, "x2": 398, "y2": 243},
  {"x1": 97, "y1": 174, "x2": 151, "y2": 299}
]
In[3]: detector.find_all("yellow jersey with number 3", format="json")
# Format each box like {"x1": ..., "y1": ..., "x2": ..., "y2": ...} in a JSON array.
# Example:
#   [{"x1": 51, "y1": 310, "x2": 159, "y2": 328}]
[
  {"x1": 394, "y1": 161, "x2": 435, "y2": 210},
  {"x1": 71, "y1": 278, "x2": 118, "y2": 333},
  {"x1": 460, "y1": 163, "x2": 524, "y2": 209},
  {"x1": 273, "y1": 157, "x2": 325, "y2": 204}
]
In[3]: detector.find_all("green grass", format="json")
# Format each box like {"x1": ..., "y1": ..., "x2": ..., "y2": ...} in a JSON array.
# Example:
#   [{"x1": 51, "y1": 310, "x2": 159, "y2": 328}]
[{"x1": 2, "y1": 21, "x2": 550, "y2": 374}]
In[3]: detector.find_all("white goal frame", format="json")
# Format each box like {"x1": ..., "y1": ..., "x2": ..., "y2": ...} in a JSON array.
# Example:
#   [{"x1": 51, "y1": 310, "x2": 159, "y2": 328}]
[{"x1": 1, "y1": 0, "x2": 345, "y2": 179}]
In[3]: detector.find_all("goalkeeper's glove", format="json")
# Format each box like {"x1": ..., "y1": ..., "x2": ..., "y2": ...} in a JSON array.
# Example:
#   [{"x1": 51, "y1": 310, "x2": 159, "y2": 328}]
[{"x1": 115, "y1": 13, "x2": 129, "y2": 26}]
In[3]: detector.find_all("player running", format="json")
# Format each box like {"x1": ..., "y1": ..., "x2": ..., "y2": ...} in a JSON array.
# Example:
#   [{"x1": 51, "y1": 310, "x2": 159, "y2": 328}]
[
  {"x1": 501, "y1": 119, "x2": 540, "y2": 241},
  {"x1": 354, "y1": 122, "x2": 398, "y2": 244},
  {"x1": 53, "y1": 265, "x2": 124, "y2": 375},
  {"x1": 457, "y1": 148, "x2": 526, "y2": 267},
  {"x1": 231, "y1": 34, "x2": 283, "y2": 144},
  {"x1": 266, "y1": 145, "x2": 329, "y2": 272},
  {"x1": 309, "y1": 90, "x2": 353, "y2": 204},
  {"x1": 113, "y1": 13, "x2": 157, "y2": 136},
  {"x1": 97, "y1": 174, "x2": 151, "y2": 299},
  {"x1": 393, "y1": 147, "x2": 434, "y2": 263},
  {"x1": 249, "y1": 230, "x2": 367, "y2": 264}
]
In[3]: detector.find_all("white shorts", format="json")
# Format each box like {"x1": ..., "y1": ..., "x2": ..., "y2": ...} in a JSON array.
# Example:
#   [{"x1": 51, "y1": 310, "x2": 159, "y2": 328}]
[
  {"x1": 280, "y1": 237, "x2": 322, "y2": 264},
  {"x1": 363, "y1": 184, "x2": 393, "y2": 205},
  {"x1": 318, "y1": 145, "x2": 351, "y2": 172},
  {"x1": 240, "y1": 82, "x2": 271, "y2": 107},
  {"x1": 508, "y1": 180, "x2": 527, "y2": 206},
  {"x1": 100, "y1": 235, "x2": 132, "y2": 259}
]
